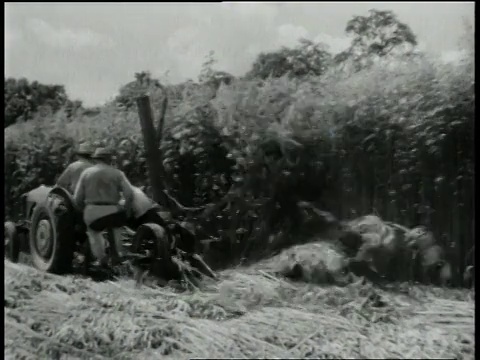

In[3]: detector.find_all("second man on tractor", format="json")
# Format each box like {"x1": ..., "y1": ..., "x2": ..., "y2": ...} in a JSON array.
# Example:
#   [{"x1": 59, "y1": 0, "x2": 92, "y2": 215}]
[{"x1": 56, "y1": 142, "x2": 95, "y2": 194}]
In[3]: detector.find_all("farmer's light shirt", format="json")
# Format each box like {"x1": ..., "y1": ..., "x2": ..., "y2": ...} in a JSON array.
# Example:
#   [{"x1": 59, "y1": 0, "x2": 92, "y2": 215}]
[
  {"x1": 56, "y1": 159, "x2": 94, "y2": 194},
  {"x1": 73, "y1": 163, "x2": 135, "y2": 227}
]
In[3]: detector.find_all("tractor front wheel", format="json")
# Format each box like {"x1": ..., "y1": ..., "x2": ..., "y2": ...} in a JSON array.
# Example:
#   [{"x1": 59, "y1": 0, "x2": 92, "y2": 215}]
[
  {"x1": 5, "y1": 221, "x2": 21, "y2": 263},
  {"x1": 29, "y1": 203, "x2": 74, "y2": 274}
]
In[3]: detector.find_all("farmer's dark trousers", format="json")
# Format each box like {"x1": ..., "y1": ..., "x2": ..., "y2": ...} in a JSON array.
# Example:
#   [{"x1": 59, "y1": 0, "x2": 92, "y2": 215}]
[{"x1": 87, "y1": 210, "x2": 128, "y2": 261}]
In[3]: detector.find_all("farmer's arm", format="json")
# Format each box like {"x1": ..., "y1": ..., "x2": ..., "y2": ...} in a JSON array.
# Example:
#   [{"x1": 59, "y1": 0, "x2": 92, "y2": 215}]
[
  {"x1": 73, "y1": 171, "x2": 87, "y2": 211},
  {"x1": 56, "y1": 164, "x2": 72, "y2": 189},
  {"x1": 119, "y1": 171, "x2": 135, "y2": 217}
]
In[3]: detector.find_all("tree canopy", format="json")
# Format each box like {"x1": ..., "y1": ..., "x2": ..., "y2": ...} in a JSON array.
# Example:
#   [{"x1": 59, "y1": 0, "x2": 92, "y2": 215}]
[
  {"x1": 334, "y1": 9, "x2": 418, "y2": 71},
  {"x1": 247, "y1": 38, "x2": 332, "y2": 80},
  {"x1": 4, "y1": 77, "x2": 71, "y2": 128}
]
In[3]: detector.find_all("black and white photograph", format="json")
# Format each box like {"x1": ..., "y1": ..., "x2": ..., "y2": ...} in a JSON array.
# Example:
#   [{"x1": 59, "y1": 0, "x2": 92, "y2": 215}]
[{"x1": 4, "y1": 2, "x2": 475, "y2": 359}]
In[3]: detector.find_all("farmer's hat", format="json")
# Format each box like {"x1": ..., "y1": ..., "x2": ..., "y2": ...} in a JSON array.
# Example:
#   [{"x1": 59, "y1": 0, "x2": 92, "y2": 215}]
[
  {"x1": 91, "y1": 147, "x2": 113, "y2": 161},
  {"x1": 76, "y1": 142, "x2": 94, "y2": 156}
]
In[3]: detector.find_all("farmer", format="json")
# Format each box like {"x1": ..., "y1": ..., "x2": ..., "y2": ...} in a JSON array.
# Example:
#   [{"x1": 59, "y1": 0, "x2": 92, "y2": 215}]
[
  {"x1": 56, "y1": 142, "x2": 95, "y2": 194},
  {"x1": 73, "y1": 147, "x2": 135, "y2": 267}
]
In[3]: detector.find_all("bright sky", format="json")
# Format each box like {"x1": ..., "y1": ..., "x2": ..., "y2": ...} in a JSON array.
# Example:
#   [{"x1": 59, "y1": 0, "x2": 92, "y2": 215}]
[{"x1": 5, "y1": 2, "x2": 474, "y2": 106}]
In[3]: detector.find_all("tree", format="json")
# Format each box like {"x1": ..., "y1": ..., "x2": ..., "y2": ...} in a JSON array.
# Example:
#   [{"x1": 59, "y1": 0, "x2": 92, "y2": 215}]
[
  {"x1": 247, "y1": 38, "x2": 332, "y2": 80},
  {"x1": 198, "y1": 51, "x2": 218, "y2": 84},
  {"x1": 65, "y1": 99, "x2": 84, "y2": 118},
  {"x1": 4, "y1": 77, "x2": 69, "y2": 128},
  {"x1": 335, "y1": 9, "x2": 418, "y2": 71},
  {"x1": 198, "y1": 51, "x2": 234, "y2": 90},
  {"x1": 115, "y1": 71, "x2": 165, "y2": 110}
]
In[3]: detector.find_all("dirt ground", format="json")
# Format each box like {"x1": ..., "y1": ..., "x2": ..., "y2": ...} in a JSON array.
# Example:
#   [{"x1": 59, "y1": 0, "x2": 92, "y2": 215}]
[{"x1": 4, "y1": 257, "x2": 475, "y2": 360}]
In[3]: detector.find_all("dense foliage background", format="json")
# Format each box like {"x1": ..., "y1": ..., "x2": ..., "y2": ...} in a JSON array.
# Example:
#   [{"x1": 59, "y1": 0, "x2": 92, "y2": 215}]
[{"x1": 5, "y1": 10, "x2": 474, "y2": 283}]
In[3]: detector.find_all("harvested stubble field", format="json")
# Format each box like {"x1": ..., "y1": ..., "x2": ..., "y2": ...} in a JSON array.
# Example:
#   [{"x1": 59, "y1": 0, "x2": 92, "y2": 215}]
[{"x1": 5, "y1": 255, "x2": 475, "y2": 360}]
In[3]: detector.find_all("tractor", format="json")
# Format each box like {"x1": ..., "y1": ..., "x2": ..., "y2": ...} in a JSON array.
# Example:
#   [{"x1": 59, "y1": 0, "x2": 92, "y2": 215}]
[{"x1": 4, "y1": 184, "x2": 216, "y2": 283}]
